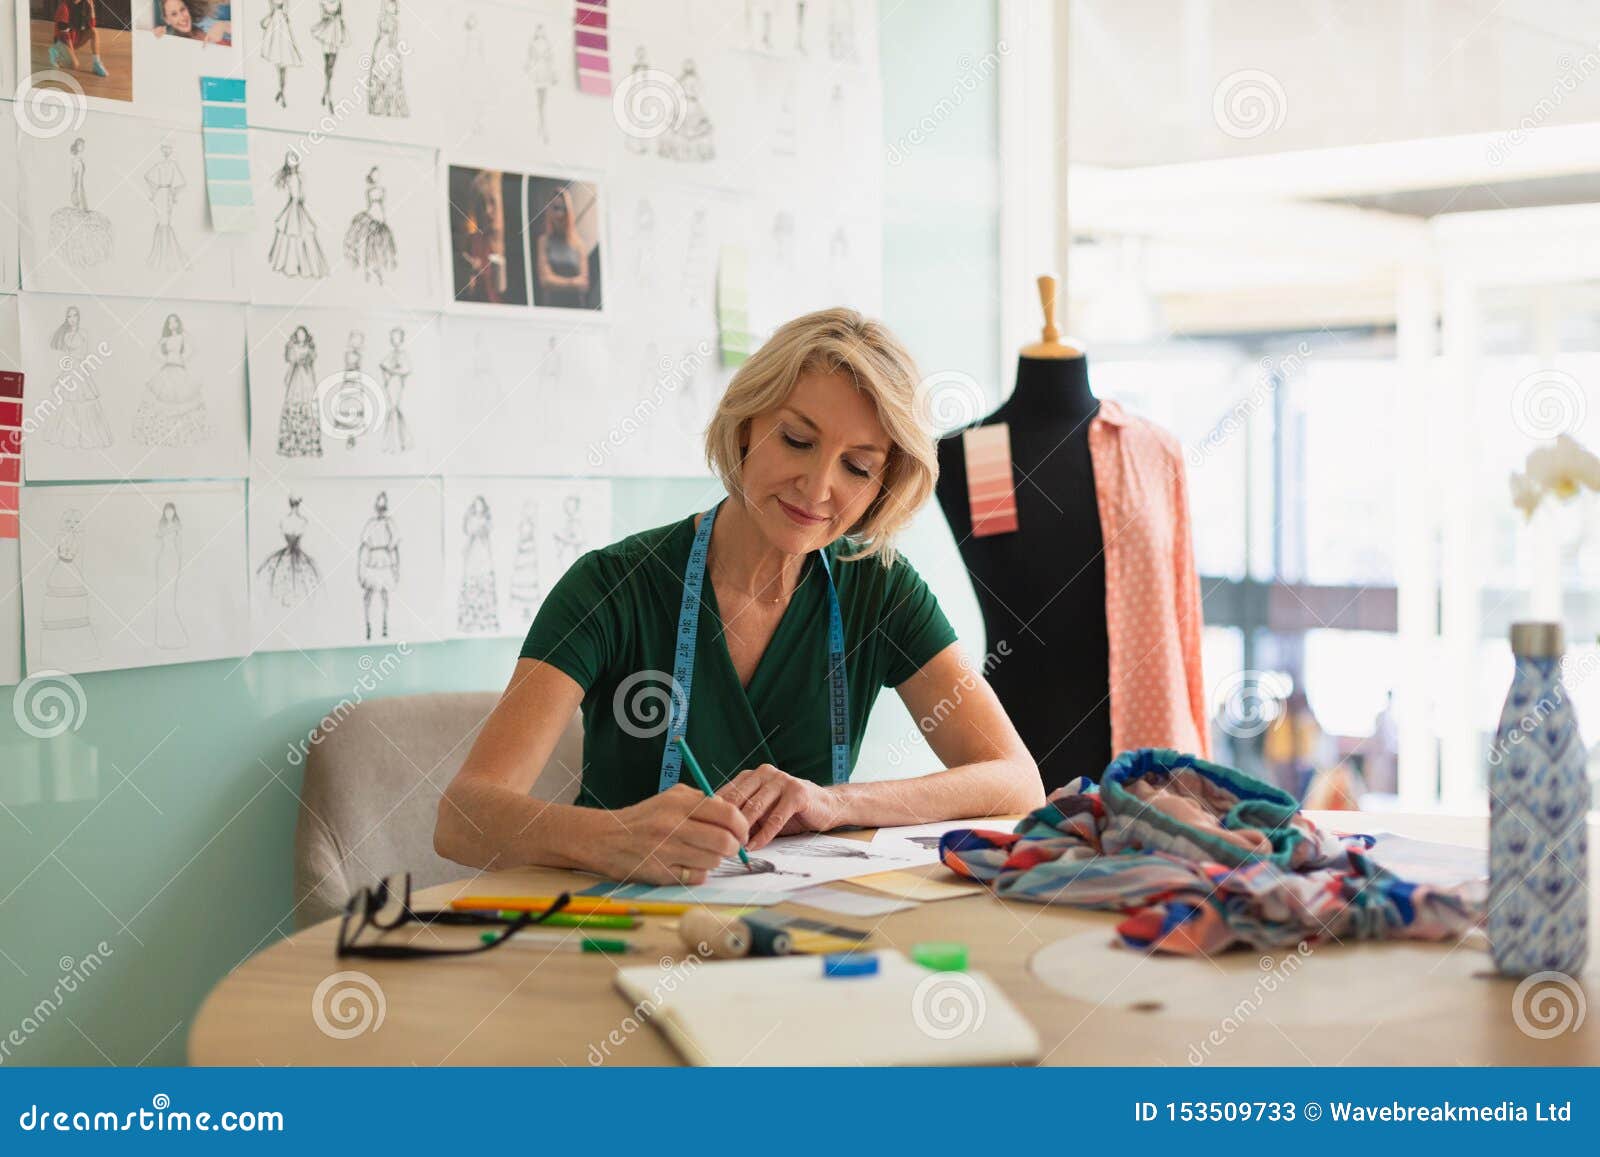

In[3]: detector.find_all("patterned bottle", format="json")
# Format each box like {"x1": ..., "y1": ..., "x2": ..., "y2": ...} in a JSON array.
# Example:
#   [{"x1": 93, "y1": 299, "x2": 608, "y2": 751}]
[{"x1": 1488, "y1": 622, "x2": 1590, "y2": 977}]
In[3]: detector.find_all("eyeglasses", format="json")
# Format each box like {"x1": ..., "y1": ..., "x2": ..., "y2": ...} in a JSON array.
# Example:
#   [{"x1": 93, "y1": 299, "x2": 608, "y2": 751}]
[{"x1": 336, "y1": 873, "x2": 573, "y2": 960}]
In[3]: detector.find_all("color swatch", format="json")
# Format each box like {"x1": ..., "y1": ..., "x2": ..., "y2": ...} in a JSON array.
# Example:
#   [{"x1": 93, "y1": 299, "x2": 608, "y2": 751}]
[
  {"x1": 0, "y1": 371, "x2": 21, "y2": 540},
  {"x1": 200, "y1": 76, "x2": 254, "y2": 233},
  {"x1": 962, "y1": 423, "x2": 1019, "y2": 537},
  {"x1": 574, "y1": 1, "x2": 612, "y2": 95},
  {"x1": 717, "y1": 244, "x2": 753, "y2": 367}
]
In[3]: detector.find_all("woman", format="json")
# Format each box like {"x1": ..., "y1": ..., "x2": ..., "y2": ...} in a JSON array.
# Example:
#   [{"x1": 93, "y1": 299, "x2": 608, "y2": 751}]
[
  {"x1": 132, "y1": 313, "x2": 209, "y2": 447},
  {"x1": 258, "y1": 0, "x2": 300, "y2": 108},
  {"x1": 358, "y1": 490, "x2": 399, "y2": 641},
  {"x1": 49, "y1": 137, "x2": 113, "y2": 269},
  {"x1": 144, "y1": 142, "x2": 188, "y2": 271},
  {"x1": 310, "y1": 0, "x2": 346, "y2": 113},
  {"x1": 154, "y1": 0, "x2": 229, "y2": 44},
  {"x1": 532, "y1": 187, "x2": 590, "y2": 309},
  {"x1": 49, "y1": 0, "x2": 110, "y2": 79},
  {"x1": 43, "y1": 306, "x2": 113, "y2": 450},
  {"x1": 436, "y1": 309, "x2": 1042, "y2": 884},
  {"x1": 344, "y1": 166, "x2": 397, "y2": 285},
  {"x1": 153, "y1": 503, "x2": 188, "y2": 651},
  {"x1": 276, "y1": 325, "x2": 321, "y2": 457}
]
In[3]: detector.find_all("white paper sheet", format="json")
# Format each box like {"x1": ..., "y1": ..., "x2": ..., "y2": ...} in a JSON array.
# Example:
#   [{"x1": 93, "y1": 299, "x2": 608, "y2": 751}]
[
  {"x1": 0, "y1": 121, "x2": 17, "y2": 293},
  {"x1": 0, "y1": 538, "x2": 20, "y2": 687},
  {"x1": 19, "y1": 292, "x2": 249, "y2": 481},
  {"x1": 441, "y1": 477, "x2": 612, "y2": 639},
  {"x1": 17, "y1": 113, "x2": 249, "y2": 301},
  {"x1": 694, "y1": 832, "x2": 924, "y2": 896},
  {"x1": 600, "y1": 331, "x2": 723, "y2": 477},
  {"x1": 247, "y1": 128, "x2": 440, "y2": 309},
  {"x1": 868, "y1": 817, "x2": 1019, "y2": 866},
  {"x1": 787, "y1": 884, "x2": 917, "y2": 916},
  {"x1": 246, "y1": 305, "x2": 442, "y2": 477},
  {"x1": 20, "y1": 480, "x2": 250, "y2": 675},
  {"x1": 608, "y1": 182, "x2": 746, "y2": 339},
  {"x1": 248, "y1": 474, "x2": 442, "y2": 653}
]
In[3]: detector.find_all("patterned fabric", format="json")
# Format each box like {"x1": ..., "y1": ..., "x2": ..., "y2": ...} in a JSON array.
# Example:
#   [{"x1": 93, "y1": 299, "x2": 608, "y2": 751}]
[
  {"x1": 940, "y1": 748, "x2": 1486, "y2": 955},
  {"x1": 1089, "y1": 402, "x2": 1210, "y2": 758}
]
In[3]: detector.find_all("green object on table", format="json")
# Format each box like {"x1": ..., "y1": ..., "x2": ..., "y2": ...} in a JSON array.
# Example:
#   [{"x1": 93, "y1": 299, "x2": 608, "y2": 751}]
[
  {"x1": 496, "y1": 910, "x2": 638, "y2": 930},
  {"x1": 675, "y1": 735, "x2": 752, "y2": 869},
  {"x1": 912, "y1": 941, "x2": 969, "y2": 971},
  {"x1": 480, "y1": 930, "x2": 635, "y2": 954}
]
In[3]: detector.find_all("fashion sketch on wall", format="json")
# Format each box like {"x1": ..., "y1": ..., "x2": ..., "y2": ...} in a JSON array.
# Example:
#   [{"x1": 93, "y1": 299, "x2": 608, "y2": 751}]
[
  {"x1": 358, "y1": 490, "x2": 400, "y2": 640},
  {"x1": 154, "y1": 502, "x2": 189, "y2": 650},
  {"x1": 40, "y1": 509, "x2": 100, "y2": 669},
  {"x1": 509, "y1": 500, "x2": 539, "y2": 622},
  {"x1": 257, "y1": 495, "x2": 321, "y2": 608},
  {"x1": 277, "y1": 324, "x2": 323, "y2": 457},
  {"x1": 366, "y1": 0, "x2": 409, "y2": 118},
  {"x1": 50, "y1": 137, "x2": 115, "y2": 269},
  {"x1": 344, "y1": 166, "x2": 398, "y2": 285},
  {"x1": 379, "y1": 327, "x2": 411, "y2": 453},
  {"x1": 333, "y1": 329, "x2": 366, "y2": 449},
  {"x1": 269, "y1": 151, "x2": 329, "y2": 280},
  {"x1": 552, "y1": 494, "x2": 587, "y2": 567},
  {"x1": 311, "y1": 0, "x2": 348, "y2": 114},
  {"x1": 259, "y1": 0, "x2": 302, "y2": 108},
  {"x1": 42, "y1": 306, "x2": 114, "y2": 450},
  {"x1": 525, "y1": 22, "x2": 557, "y2": 144},
  {"x1": 144, "y1": 142, "x2": 189, "y2": 271},
  {"x1": 132, "y1": 313, "x2": 210, "y2": 447},
  {"x1": 457, "y1": 495, "x2": 499, "y2": 634},
  {"x1": 659, "y1": 60, "x2": 715, "y2": 161}
]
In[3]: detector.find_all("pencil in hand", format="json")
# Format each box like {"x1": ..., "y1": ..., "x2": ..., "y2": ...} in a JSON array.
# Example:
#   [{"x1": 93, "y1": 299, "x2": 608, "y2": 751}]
[{"x1": 675, "y1": 736, "x2": 754, "y2": 870}]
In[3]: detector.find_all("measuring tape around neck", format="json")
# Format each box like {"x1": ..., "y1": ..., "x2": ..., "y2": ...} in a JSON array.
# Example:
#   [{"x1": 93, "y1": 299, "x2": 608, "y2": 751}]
[{"x1": 657, "y1": 502, "x2": 851, "y2": 792}]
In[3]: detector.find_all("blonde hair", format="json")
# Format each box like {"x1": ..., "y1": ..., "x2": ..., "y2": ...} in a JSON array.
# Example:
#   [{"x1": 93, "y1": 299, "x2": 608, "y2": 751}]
[{"x1": 705, "y1": 308, "x2": 937, "y2": 565}]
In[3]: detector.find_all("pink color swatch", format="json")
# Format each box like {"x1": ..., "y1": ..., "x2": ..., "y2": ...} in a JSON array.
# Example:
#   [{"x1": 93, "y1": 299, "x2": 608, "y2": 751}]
[{"x1": 962, "y1": 423, "x2": 1019, "y2": 537}]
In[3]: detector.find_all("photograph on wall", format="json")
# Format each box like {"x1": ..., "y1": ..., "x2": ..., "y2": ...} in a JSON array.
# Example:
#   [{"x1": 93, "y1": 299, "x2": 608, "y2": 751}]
[
  {"x1": 527, "y1": 174, "x2": 603, "y2": 312},
  {"x1": 149, "y1": 0, "x2": 229, "y2": 44},
  {"x1": 448, "y1": 165, "x2": 528, "y2": 307},
  {"x1": 22, "y1": 0, "x2": 135, "y2": 104}
]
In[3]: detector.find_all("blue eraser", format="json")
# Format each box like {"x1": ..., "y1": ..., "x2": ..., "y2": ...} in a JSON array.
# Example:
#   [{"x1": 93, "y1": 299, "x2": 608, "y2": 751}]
[{"x1": 822, "y1": 952, "x2": 878, "y2": 978}]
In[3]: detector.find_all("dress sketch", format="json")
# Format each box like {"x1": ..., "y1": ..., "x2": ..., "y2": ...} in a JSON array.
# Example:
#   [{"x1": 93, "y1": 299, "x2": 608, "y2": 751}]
[
  {"x1": 43, "y1": 307, "x2": 114, "y2": 450},
  {"x1": 552, "y1": 495, "x2": 587, "y2": 568},
  {"x1": 682, "y1": 207, "x2": 711, "y2": 312},
  {"x1": 344, "y1": 167, "x2": 398, "y2": 284},
  {"x1": 257, "y1": 496, "x2": 322, "y2": 608},
  {"x1": 366, "y1": 0, "x2": 409, "y2": 118},
  {"x1": 525, "y1": 24, "x2": 557, "y2": 144},
  {"x1": 658, "y1": 60, "x2": 715, "y2": 162},
  {"x1": 378, "y1": 328, "x2": 412, "y2": 453},
  {"x1": 269, "y1": 152, "x2": 329, "y2": 280},
  {"x1": 311, "y1": 0, "x2": 348, "y2": 114},
  {"x1": 461, "y1": 11, "x2": 489, "y2": 138},
  {"x1": 827, "y1": 0, "x2": 855, "y2": 62},
  {"x1": 154, "y1": 504, "x2": 189, "y2": 651},
  {"x1": 277, "y1": 325, "x2": 323, "y2": 458},
  {"x1": 40, "y1": 510, "x2": 100, "y2": 669},
  {"x1": 144, "y1": 144, "x2": 189, "y2": 271},
  {"x1": 358, "y1": 491, "x2": 400, "y2": 640},
  {"x1": 774, "y1": 82, "x2": 797, "y2": 156},
  {"x1": 259, "y1": 0, "x2": 302, "y2": 108},
  {"x1": 623, "y1": 47, "x2": 651, "y2": 155},
  {"x1": 630, "y1": 198, "x2": 657, "y2": 289},
  {"x1": 49, "y1": 137, "x2": 114, "y2": 269},
  {"x1": 133, "y1": 314, "x2": 211, "y2": 448},
  {"x1": 795, "y1": 0, "x2": 808, "y2": 52},
  {"x1": 457, "y1": 496, "x2": 499, "y2": 634},
  {"x1": 333, "y1": 330, "x2": 366, "y2": 449},
  {"x1": 508, "y1": 501, "x2": 540, "y2": 621}
]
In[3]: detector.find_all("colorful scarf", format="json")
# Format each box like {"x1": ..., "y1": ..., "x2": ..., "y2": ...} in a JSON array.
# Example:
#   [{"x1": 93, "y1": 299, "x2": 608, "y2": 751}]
[{"x1": 939, "y1": 748, "x2": 1486, "y2": 955}]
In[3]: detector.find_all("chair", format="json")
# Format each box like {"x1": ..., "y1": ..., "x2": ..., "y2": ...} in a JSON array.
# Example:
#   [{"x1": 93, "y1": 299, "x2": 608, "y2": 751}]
[{"x1": 291, "y1": 692, "x2": 582, "y2": 929}]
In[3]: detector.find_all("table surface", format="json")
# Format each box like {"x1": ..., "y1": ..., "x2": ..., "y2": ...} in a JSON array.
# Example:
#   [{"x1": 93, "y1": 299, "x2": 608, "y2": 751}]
[{"x1": 189, "y1": 811, "x2": 1600, "y2": 1066}]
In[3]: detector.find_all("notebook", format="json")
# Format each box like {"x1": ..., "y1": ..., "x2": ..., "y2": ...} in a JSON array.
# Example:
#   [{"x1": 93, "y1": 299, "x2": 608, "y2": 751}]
[{"x1": 614, "y1": 950, "x2": 1041, "y2": 1066}]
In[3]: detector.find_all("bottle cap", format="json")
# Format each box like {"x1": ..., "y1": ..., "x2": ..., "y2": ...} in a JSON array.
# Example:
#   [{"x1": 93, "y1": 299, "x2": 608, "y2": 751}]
[
  {"x1": 911, "y1": 941, "x2": 969, "y2": 971},
  {"x1": 822, "y1": 952, "x2": 878, "y2": 978}
]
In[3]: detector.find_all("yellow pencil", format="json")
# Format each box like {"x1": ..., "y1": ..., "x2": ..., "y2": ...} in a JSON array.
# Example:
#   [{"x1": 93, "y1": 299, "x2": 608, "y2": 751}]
[{"x1": 450, "y1": 896, "x2": 639, "y2": 916}]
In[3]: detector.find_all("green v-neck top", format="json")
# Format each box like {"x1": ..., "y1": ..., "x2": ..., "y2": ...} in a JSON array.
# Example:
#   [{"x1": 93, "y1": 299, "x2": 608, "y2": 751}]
[{"x1": 519, "y1": 514, "x2": 959, "y2": 809}]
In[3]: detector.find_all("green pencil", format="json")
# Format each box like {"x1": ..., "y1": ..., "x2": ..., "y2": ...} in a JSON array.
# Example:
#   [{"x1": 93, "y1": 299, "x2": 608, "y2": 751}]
[{"x1": 675, "y1": 735, "x2": 752, "y2": 870}]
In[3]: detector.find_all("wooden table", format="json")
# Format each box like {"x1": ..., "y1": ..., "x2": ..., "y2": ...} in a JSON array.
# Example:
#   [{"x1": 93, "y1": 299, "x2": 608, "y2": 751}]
[{"x1": 189, "y1": 812, "x2": 1599, "y2": 1065}]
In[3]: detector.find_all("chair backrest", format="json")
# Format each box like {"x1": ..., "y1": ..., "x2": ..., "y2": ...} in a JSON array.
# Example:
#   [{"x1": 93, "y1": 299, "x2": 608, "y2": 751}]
[{"x1": 291, "y1": 691, "x2": 582, "y2": 929}]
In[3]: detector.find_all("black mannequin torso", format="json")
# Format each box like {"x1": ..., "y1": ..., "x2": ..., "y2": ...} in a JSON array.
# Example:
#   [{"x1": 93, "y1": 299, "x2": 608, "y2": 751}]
[{"x1": 934, "y1": 355, "x2": 1112, "y2": 790}]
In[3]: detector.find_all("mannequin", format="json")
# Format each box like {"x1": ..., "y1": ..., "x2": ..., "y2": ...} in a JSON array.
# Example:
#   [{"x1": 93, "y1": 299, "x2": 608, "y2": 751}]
[{"x1": 935, "y1": 277, "x2": 1112, "y2": 790}]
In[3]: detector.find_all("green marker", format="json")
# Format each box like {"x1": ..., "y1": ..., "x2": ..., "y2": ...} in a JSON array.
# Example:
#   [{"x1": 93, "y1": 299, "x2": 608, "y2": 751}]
[
  {"x1": 496, "y1": 910, "x2": 638, "y2": 930},
  {"x1": 676, "y1": 735, "x2": 752, "y2": 869},
  {"x1": 483, "y1": 930, "x2": 636, "y2": 954}
]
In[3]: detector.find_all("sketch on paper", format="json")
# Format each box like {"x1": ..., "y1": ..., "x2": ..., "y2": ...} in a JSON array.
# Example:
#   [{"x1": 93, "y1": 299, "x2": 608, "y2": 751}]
[
  {"x1": 457, "y1": 495, "x2": 499, "y2": 634},
  {"x1": 344, "y1": 167, "x2": 398, "y2": 284},
  {"x1": 40, "y1": 509, "x2": 100, "y2": 669},
  {"x1": 746, "y1": 1, "x2": 777, "y2": 51},
  {"x1": 132, "y1": 313, "x2": 210, "y2": 448},
  {"x1": 709, "y1": 857, "x2": 802, "y2": 880},
  {"x1": 378, "y1": 328, "x2": 411, "y2": 453},
  {"x1": 552, "y1": 494, "x2": 588, "y2": 568},
  {"x1": 311, "y1": 0, "x2": 349, "y2": 114},
  {"x1": 774, "y1": 81, "x2": 797, "y2": 156},
  {"x1": 525, "y1": 23, "x2": 558, "y2": 144},
  {"x1": 42, "y1": 306, "x2": 114, "y2": 450},
  {"x1": 144, "y1": 143, "x2": 189, "y2": 271},
  {"x1": 366, "y1": 0, "x2": 409, "y2": 118},
  {"x1": 508, "y1": 500, "x2": 540, "y2": 623},
  {"x1": 694, "y1": 833, "x2": 921, "y2": 892},
  {"x1": 460, "y1": 11, "x2": 489, "y2": 138},
  {"x1": 629, "y1": 197, "x2": 657, "y2": 288},
  {"x1": 49, "y1": 138, "x2": 115, "y2": 270},
  {"x1": 538, "y1": 334, "x2": 562, "y2": 393},
  {"x1": 358, "y1": 491, "x2": 400, "y2": 640},
  {"x1": 259, "y1": 0, "x2": 302, "y2": 108},
  {"x1": 269, "y1": 152, "x2": 329, "y2": 279},
  {"x1": 827, "y1": 0, "x2": 856, "y2": 62},
  {"x1": 771, "y1": 209, "x2": 796, "y2": 269},
  {"x1": 621, "y1": 47, "x2": 651, "y2": 154},
  {"x1": 659, "y1": 60, "x2": 715, "y2": 161},
  {"x1": 795, "y1": 0, "x2": 808, "y2": 52},
  {"x1": 332, "y1": 330, "x2": 367, "y2": 450},
  {"x1": 682, "y1": 206, "x2": 711, "y2": 312},
  {"x1": 153, "y1": 503, "x2": 188, "y2": 650},
  {"x1": 277, "y1": 324, "x2": 323, "y2": 458},
  {"x1": 257, "y1": 495, "x2": 321, "y2": 608}
]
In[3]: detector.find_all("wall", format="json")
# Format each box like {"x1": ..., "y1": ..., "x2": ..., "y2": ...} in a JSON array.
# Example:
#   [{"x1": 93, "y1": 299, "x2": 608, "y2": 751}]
[{"x1": 0, "y1": 1, "x2": 1001, "y2": 1065}]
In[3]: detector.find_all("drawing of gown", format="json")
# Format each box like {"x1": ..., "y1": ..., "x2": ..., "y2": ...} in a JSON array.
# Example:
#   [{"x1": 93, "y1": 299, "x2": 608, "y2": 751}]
[
  {"x1": 40, "y1": 515, "x2": 99, "y2": 669},
  {"x1": 259, "y1": 0, "x2": 302, "y2": 66},
  {"x1": 553, "y1": 497, "x2": 586, "y2": 568},
  {"x1": 257, "y1": 498, "x2": 322, "y2": 608},
  {"x1": 344, "y1": 174, "x2": 398, "y2": 283},
  {"x1": 366, "y1": 4, "x2": 409, "y2": 117},
  {"x1": 277, "y1": 333, "x2": 323, "y2": 457},
  {"x1": 828, "y1": 0, "x2": 855, "y2": 61},
  {"x1": 154, "y1": 512, "x2": 189, "y2": 650},
  {"x1": 508, "y1": 502, "x2": 540, "y2": 621},
  {"x1": 133, "y1": 331, "x2": 210, "y2": 447},
  {"x1": 311, "y1": 0, "x2": 347, "y2": 51},
  {"x1": 457, "y1": 500, "x2": 499, "y2": 634},
  {"x1": 43, "y1": 325, "x2": 114, "y2": 449},
  {"x1": 378, "y1": 340, "x2": 411, "y2": 453},
  {"x1": 658, "y1": 61, "x2": 715, "y2": 161},
  {"x1": 48, "y1": 151, "x2": 114, "y2": 268},
  {"x1": 144, "y1": 152, "x2": 188, "y2": 271},
  {"x1": 269, "y1": 161, "x2": 329, "y2": 279}
]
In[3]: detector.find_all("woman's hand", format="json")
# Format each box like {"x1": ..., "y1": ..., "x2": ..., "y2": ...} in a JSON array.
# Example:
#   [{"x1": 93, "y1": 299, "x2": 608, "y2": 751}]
[
  {"x1": 593, "y1": 785, "x2": 750, "y2": 885},
  {"x1": 717, "y1": 764, "x2": 842, "y2": 849}
]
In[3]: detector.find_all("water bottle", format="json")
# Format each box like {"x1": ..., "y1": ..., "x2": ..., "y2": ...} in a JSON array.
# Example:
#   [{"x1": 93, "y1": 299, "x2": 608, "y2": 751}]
[{"x1": 1488, "y1": 622, "x2": 1590, "y2": 977}]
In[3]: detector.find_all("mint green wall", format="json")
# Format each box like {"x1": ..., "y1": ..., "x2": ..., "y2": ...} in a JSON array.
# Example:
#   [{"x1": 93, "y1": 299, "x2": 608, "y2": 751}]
[{"x1": 0, "y1": 2, "x2": 1001, "y2": 1067}]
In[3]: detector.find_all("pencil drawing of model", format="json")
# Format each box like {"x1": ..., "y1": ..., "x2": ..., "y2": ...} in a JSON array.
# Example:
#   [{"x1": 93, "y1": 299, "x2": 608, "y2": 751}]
[
  {"x1": 333, "y1": 330, "x2": 366, "y2": 449},
  {"x1": 622, "y1": 47, "x2": 651, "y2": 154},
  {"x1": 277, "y1": 324, "x2": 323, "y2": 458},
  {"x1": 344, "y1": 167, "x2": 398, "y2": 284},
  {"x1": 269, "y1": 152, "x2": 329, "y2": 279},
  {"x1": 366, "y1": 0, "x2": 409, "y2": 118},
  {"x1": 508, "y1": 500, "x2": 540, "y2": 622},
  {"x1": 40, "y1": 509, "x2": 100, "y2": 669},
  {"x1": 259, "y1": 0, "x2": 302, "y2": 108},
  {"x1": 708, "y1": 857, "x2": 803, "y2": 879},
  {"x1": 658, "y1": 60, "x2": 715, "y2": 161},
  {"x1": 154, "y1": 503, "x2": 189, "y2": 650},
  {"x1": 827, "y1": 0, "x2": 855, "y2": 62},
  {"x1": 133, "y1": 313, "x2": 211, "y2": 448},
  {"x1": 552, "y1": 494, "x2": 587, "y2": 568},
  {"x1": 379, "y1": 327, "x2": 412, "y2": 453},
  {"x1": 49, "y1": 138, "x2": 114, "y2": 269},
  {"x1": 525, "y1": 23, "x2": 557, "y2": 144},
  {"x1": 144, "y1": 143, "x2": 189, "y2": 271},
  {"x1": 460, "y1": 10, "x2": 489, "y2": 138},
  {"x1": 311, "y1": 0, "x2": 348, "y2": 115},
  {"x1": 358, "y1": 491, "x2": 400, "y2": 640},
  {"x1": 42, "y1": 306, "x2": 113, "y2": 450},
  {"x1": 457, "y1": 495, "x2": 499, "y2": 634},
  {"x1": 257, "y1": 495, "x2": 322, "y2": 608}
]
